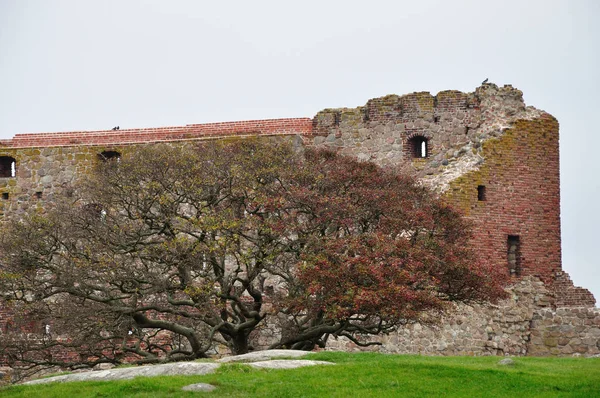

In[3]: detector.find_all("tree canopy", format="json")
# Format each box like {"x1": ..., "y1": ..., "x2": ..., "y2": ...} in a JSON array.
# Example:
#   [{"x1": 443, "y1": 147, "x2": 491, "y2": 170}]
[{"x1": 0, "y1": 138, "x2": 507, "y2": 372}]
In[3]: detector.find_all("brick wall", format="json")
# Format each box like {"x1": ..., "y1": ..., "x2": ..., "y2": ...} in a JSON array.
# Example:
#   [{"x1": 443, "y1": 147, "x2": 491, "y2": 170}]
[
  {"x1": 553, "y1": 271, "x2": 596, "y2": 307},
  {"x1": 0, "y1": 118, "x2": 313, "y2": 148},
  {"x1": 444, "y1": 116, "x2": 562, "y2": 284}
]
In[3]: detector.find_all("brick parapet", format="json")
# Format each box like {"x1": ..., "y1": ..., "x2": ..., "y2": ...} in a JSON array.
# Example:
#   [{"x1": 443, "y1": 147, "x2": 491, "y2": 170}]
[{"x1": 0, "y1": 118, "x2": 314, "y2": 149}]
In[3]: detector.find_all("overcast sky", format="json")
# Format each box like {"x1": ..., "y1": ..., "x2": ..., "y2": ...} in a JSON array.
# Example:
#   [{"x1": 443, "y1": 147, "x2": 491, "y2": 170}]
[{"x1": 1, "y1": 0, "x2": 598, "y2": 301}]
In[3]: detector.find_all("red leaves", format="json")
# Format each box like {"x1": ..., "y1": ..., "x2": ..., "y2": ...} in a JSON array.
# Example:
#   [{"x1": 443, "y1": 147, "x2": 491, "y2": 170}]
[{"x1": 279, "y1": 148, "x2": 508, "y2": 326}]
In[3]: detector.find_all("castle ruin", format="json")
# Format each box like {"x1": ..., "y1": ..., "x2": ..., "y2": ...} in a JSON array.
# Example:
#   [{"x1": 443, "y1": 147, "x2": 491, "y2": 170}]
[{"x1": 1, "y1": 83, "x2": 598, "y2": 358}]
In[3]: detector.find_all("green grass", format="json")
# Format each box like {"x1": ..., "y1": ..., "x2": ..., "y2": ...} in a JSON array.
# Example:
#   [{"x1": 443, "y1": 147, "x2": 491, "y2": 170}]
[{"x1": 2, "y1": 352, "x2": 599, "y2": 397}]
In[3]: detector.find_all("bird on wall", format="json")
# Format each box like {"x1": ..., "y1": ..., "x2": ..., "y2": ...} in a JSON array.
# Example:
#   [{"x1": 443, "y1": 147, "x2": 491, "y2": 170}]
[
  {"x1": 112, "y1": 126, "x2": 120, "y2": 131},
  {"x1": 481, "y1": 78, "x2": 489, "y2": 85}
]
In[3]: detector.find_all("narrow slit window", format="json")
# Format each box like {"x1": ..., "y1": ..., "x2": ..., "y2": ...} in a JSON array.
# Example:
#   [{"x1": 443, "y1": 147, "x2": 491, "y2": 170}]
[
  {"x1": 477, "y1": 185, "x2": 486, "y2": 201},
  {"x1": 408, "y1": 136, "x2": 429, "y2": 158},
  {"x1": 507, "y1": 235, "x2": 521, "y2": 276},
  {"x1": 0, "y1": 156, "x2": 16, "y2": 178}
]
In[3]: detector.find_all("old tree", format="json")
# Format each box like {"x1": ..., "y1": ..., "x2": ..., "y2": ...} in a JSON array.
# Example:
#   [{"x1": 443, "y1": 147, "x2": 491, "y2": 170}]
[{"x1": 0, "y1": 139, "x2": 506, "y2": 370}]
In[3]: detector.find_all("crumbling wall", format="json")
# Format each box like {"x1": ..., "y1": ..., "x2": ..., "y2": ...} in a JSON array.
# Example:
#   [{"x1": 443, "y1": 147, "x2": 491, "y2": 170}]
[
  {"x1": 0, "y1": 85, "x2": 598, "y2": 360},
  {"x1": 553, "y1": 271, "x2": 596, "y2": 307},
  {"x1": 380, "y1": 277, "x2": 553, "y2": 356},
  {"x1": 308, "y1": 84, "x2": 572, "y2": 291},
  {"x1": 306, "y1": 84, "x2": 598, "y2": 356},
  {"x1": 325, "y1": 277, "x2": 600, "y2": 357},
  {"x1": 311, "y1": 90, "x2": 479, "y2": 169}
]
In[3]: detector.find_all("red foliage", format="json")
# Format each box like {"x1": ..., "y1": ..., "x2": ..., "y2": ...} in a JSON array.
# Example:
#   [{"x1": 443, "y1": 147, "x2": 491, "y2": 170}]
[{"x1": 276, "y1": 148, "x2": 507, "y2": 342}]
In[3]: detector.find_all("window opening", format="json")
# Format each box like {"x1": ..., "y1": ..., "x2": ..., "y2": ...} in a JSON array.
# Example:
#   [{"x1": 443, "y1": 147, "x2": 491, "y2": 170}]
[
  {"x1": 1, "y1": 192, "x2": 8, "y2": 200},
  {"x1": 477, "y1": 185, "x2": 486, "y2": 201},
  {"x1": 0, "y1": 156, "x2": 16, "y2": 178},
  {"x1": 507, "y1": 235, "x2": 521, "y2": 276},
  {"x1": 98, "y1": 151, "x2": 121, "y2": 162},
  {"x1": 408, "y1": 136, "x2": 429, "y2": 158},
  {"x1": 434, "y1": 116, "x2": 440, "y2": 123},
  {"x1": 333, "y1": 111, "x2": 341, "y2": 127},
  {"x1": 35, "y1": 191, "x2": 43, "y2": 199}
]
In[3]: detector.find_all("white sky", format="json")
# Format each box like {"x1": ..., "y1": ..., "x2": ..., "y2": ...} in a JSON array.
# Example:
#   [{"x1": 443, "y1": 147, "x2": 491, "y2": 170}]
[{"x1": 1, "y1": 0, "x2": 598, "y2": 301}]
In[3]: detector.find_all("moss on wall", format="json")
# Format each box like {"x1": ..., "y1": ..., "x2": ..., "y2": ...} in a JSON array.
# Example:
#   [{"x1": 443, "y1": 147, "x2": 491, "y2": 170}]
[{"x1": 443, "y1": 116, "x2": 561, "y2": 283}]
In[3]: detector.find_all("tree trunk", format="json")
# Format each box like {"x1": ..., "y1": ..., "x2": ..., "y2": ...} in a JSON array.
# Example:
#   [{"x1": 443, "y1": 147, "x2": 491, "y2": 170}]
[{"x1": 230, "y1": 333, "x2": 250, "y2": 355}]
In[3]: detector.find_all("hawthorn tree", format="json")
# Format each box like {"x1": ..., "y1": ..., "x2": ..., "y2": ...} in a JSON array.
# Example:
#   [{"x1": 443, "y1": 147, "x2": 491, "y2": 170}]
[{"x1": 0, "y1": 138, "x2": 507, "y2": 371}]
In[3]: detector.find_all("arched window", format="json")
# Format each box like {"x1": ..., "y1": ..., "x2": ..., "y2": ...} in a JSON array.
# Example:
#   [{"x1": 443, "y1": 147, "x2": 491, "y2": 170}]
[
  {"x1": 408, "y1": 136, "x2": 429, "y2": 158},
  {"x1": 0, "y1": 156, "x2": 16, "y2": 178},
  {"x1": 98, "y1": 151, "x2": 121, "y2": 162}
]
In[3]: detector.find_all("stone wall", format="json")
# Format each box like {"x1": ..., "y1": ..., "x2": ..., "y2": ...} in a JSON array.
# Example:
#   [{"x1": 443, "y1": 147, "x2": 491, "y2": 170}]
[
  {"x1": 529, "y1": 307, "x2": 600, "y2": 356},
  {"x1": 0, "y1": 146, "x2": 98, "y2": 218},
  {"x1": 325, "y1": 277, "x2": 600, "y2": 357},
  {"x1": 1, "y1": 83, "x2": 598, "y2": 360},
  {"x1": 0, "y1": 119, "x2": 312, "y2": 219}
]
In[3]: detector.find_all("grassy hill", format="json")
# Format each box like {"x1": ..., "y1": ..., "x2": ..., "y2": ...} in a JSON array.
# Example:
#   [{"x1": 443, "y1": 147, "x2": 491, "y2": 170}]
[{"x1": 2, "y1": 352, "x2": 599, "y2": 397}]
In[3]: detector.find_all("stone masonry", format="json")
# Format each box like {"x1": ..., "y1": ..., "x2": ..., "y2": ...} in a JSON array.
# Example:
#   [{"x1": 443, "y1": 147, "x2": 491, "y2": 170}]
[
  {"x1": 0, "y1": 83, "x2": 597, "y2": 358},
  {"x1": 325, "y1": 277, "x2": 600, "y2": 357}
]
